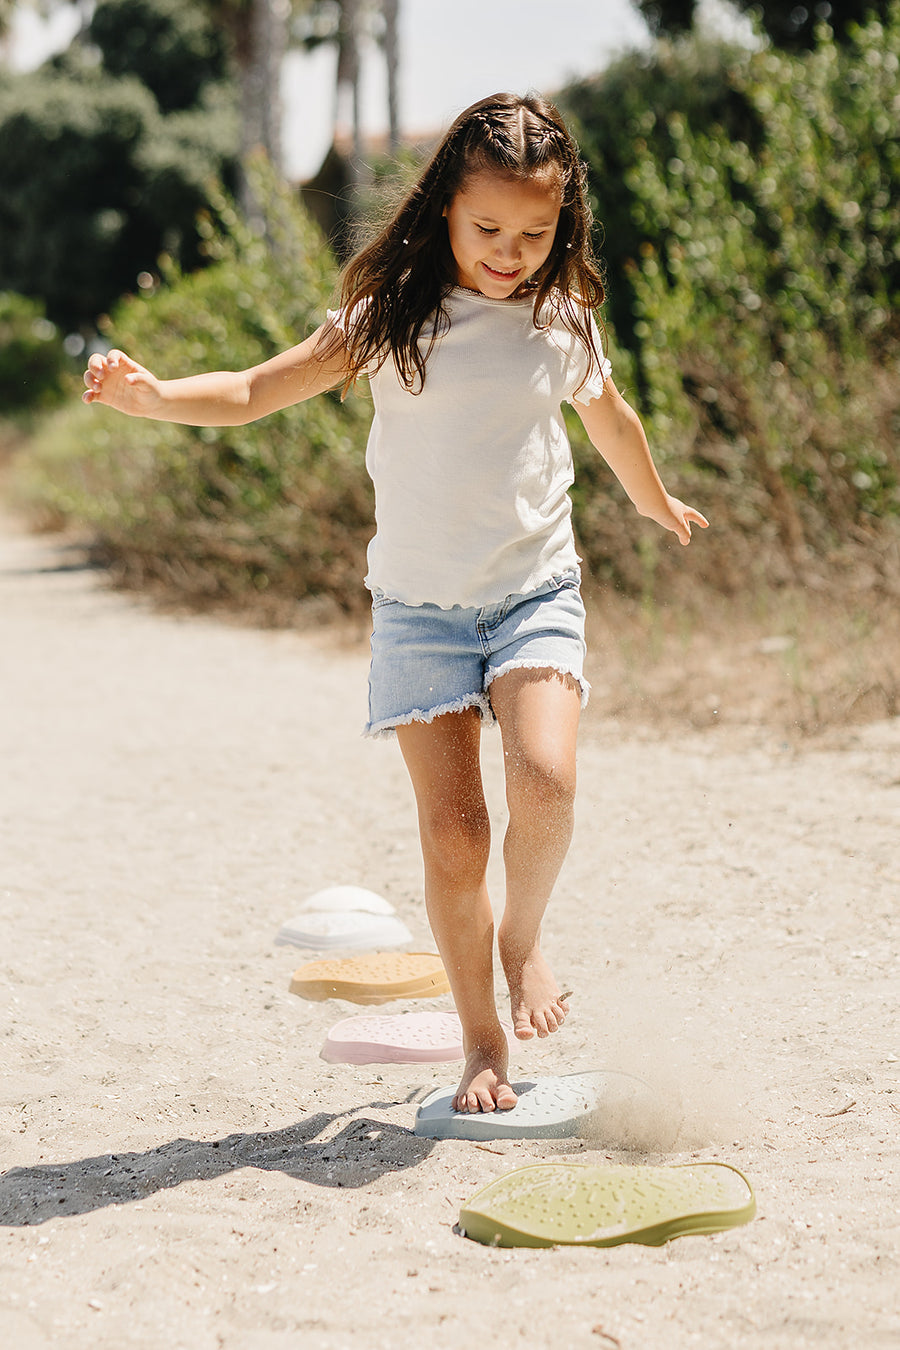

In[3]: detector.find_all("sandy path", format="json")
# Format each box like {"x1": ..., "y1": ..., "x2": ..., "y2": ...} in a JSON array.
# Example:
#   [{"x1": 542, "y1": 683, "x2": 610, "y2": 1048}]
[{"x1": 1, "y1": 509, "x2": 898, "y2": 1349}]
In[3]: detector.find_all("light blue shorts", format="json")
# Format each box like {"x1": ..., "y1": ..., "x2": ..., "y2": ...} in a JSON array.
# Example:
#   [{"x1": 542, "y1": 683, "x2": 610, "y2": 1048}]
[{"x1": 365, "y1": 571, "x2": 589, "y2": 737}]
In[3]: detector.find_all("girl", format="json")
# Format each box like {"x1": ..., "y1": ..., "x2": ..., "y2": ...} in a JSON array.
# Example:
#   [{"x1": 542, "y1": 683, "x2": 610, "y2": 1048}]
[{"x1": 83, "y1": 92, "x2": 708, "y2": 1115}]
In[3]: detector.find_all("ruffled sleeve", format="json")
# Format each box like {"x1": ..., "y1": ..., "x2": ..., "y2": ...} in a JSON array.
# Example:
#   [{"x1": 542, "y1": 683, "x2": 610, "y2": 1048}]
[
  {"x1": 569, "y1": 353, "x2": 612, "y2": 406},
  {"x1": 566, "y1": 310, "x2": 612, "y2": 407},
  {"x1": 326, "y1": 302, "x2": 375, "y2": 377}
]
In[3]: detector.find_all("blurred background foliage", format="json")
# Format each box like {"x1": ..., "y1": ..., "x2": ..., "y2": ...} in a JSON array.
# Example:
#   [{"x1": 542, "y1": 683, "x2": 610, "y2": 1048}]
[
  {"x1": 0, "y1": 0, "x2": 239, "y2": 330},
  {"x1": 636, "y1": 0, "x2": 895, "y2": 47},
  {"x1": 15, "y1": 158, "x2": 373, "y2": 616},
  {"x1": 5, "y1": 3, "x2": 900, "y2": 620},
  {"x1": 0, "y1": 291, "x2": 71, "y2": 411},
  {"x1": 560, "y1": 8, "x2": 900, "y2": 598}
]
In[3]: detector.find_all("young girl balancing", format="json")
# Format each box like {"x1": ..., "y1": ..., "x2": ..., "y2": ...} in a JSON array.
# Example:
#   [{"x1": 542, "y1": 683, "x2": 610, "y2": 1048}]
[{"x1": 83, "y1": 92, "x2": 707, "y2": 1114}]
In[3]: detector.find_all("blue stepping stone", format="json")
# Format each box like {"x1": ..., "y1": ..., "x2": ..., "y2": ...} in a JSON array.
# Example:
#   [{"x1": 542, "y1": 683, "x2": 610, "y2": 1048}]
[{"x1": 414, "y1": 1070, "x2": 652, "y2": 1141}]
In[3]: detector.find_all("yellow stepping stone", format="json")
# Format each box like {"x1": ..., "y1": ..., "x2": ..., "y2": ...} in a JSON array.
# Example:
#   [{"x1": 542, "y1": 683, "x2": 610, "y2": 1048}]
[
  {"x1": 459, "y1": 1161, "x2": 756, "y2": 1248},
  {"x1": 289, "y1": 952, "x2": 450, "y2": 1004}
]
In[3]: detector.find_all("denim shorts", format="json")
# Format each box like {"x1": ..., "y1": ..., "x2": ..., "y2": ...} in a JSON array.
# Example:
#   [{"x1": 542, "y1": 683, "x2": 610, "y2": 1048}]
[{"x1": 365, "y1": 571, "x2": 589, "y2": 737}]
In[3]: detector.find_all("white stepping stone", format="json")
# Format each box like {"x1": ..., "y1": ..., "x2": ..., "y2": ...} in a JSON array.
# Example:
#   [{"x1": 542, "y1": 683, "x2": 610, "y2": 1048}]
[
  {"x1": 299, "y1": 886, "x2": 396, "y2": 915},
  {"x1": 414, "y1": 1070, "x2": 654, "y2": 1141},
  {"x1": 276, "y1": 909, "x2": 412, "y2": 951}
]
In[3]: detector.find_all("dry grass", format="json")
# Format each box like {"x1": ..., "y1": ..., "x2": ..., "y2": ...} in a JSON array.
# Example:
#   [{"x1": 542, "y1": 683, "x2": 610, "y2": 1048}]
[
  {"x1": 258, "y1": 578, "x2": 900, "y2": 744},
  {"x1": 582, "y1": 584, "x2": 899, "y2": 741},
  {"x1": 3, "y1": 426, "x2": 897, "y2": 743}
]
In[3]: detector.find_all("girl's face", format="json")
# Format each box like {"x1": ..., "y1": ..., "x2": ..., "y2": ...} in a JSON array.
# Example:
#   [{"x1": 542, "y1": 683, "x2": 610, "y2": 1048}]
[{"x1": 442, "y1": 169, "x2": 562, "y2": 299}]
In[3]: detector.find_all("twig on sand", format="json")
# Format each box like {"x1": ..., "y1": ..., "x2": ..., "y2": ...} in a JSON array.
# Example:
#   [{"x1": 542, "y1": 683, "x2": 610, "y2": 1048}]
[{"x1": 821, "y1": 1099, "x2": 856, "y2": 1118}]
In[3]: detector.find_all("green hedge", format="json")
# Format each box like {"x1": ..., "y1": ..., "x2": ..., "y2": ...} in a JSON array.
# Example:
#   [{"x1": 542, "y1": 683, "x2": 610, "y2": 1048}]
[
  {"x1": 16, "y1": 159, "x2": 373, "y2": 614},
  {"x1": 14, "y1": 13, "x2": 900, "y2": 614},
  {"x1": 560, "y1": 10, "x2": 900, "y2": 594},
  {"x1": 0, "y1": 35, "x2": 238, "y2": 329},
  {"x1": 0, "y1": 294, "x2": 70, "y2": 413}
]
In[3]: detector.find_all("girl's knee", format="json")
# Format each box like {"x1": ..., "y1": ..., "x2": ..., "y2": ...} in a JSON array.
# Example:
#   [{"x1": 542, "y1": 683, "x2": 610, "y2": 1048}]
[
  {"x1": 418, "y1": 799, "x2": 491, "y2": 877},
  {"x1": 507, "y1": 752, "x2": 576, "y2": 816}
]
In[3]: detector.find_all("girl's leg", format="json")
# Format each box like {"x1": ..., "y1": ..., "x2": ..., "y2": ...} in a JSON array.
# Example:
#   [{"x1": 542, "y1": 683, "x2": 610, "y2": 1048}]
[
  {"x1": 396, "y1": 708, "x2": 517, "y2": 1113},
  {"x1": 488, "y1": 667, "x2": 581, "y2": 1040}
]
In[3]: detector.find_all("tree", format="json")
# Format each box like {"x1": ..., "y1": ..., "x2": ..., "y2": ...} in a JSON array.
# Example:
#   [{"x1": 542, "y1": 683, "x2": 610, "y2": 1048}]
[
  {"x1": 633, "y1": 0, "x2": 896, "y2": 48},
  {"x1": 0, "y1": 0, "x2": 239, "y2": 327},
  {"x1": 382, "y1": 0, "x2": 399, "y2": 152},
  {"x1": 214, "y1": 0, "x2": 289, "y2": 173},
  {"x1": 743, "y1": 1, "x2": 894, "y2": 47},
  {"x1": 299, "y1": 1, "x2": 401, "y2": 162},
  {"x1": 633, "y1": 0, "x2": 696, "y2": 38},
  {"x1": 89, "y1": 0, "x2": 230, "y2": 112},
  {"x1": 18, "y1": 159, "x2": 375, "y2": 614}
]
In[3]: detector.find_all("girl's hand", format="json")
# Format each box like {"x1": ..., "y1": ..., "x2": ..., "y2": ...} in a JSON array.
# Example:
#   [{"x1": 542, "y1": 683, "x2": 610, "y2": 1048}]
[
  {"x1": 82, "y1": 349, "x2": 161, "y2": 417},
  {"x1": 647, "y1": 494, "x2": 709, "y2": 545}
]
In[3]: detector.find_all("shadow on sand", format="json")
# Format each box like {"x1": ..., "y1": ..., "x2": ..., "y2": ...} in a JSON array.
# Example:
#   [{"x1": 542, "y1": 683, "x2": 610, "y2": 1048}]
[
  {"x1": 0, "y1": 1104, "x2": 437, "y2": 1226},
  {"x1": 0, "y1": 539, "x2": 102, "y2": 579}
]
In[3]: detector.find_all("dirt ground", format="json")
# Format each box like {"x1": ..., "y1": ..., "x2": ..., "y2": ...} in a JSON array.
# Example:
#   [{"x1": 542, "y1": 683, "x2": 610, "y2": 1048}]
[{"x1": 1, "y1": 506, "x2": 898, "y2": 1350}]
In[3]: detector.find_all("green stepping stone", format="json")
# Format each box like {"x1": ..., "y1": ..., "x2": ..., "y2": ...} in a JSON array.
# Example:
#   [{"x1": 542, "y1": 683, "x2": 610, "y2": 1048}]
[{"x1": 459, "y1": 1161, "x2": 756, "y2": 1248}]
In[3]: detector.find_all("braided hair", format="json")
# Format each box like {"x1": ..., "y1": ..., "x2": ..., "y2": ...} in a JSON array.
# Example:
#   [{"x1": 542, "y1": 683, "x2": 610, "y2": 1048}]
[{"x1": 333, "y1": 92, "x2": 606, "y2": 395}]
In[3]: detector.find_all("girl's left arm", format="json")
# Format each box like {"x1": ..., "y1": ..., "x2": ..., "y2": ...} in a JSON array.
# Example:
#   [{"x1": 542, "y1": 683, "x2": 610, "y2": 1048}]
[{"x1": 575, "y1": 378, "x2": 708, "y2": 545}]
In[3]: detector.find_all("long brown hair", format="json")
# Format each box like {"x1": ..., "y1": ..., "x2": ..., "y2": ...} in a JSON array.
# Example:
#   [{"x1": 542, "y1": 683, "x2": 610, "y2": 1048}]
[{"x1": 334, "y1": 92, "x2": 606, "y2": 394}]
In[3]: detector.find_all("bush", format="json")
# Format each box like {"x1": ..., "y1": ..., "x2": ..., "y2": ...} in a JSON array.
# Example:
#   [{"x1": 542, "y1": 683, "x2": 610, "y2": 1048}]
[
  {"x1": 0, "y1": 5, "x2": 238, "y2": 331},
  {"x1": 15, "y1": 14, "x2": 900, "y2": 622},
  {"x1": 0, "y1": 293, "x2": 71, "y2": 414},
  {"x1": 559, "y1": 10, "x2": 900, "y2": 597},
  {"x1": 16, "y1": 158, "x2": 373, "y2": 616},
  {"x1": 88, "y1": 0, "x2": 230, "y2": 114}
]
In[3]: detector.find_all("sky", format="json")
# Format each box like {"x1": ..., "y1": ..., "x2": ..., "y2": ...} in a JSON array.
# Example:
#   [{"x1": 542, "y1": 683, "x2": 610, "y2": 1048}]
[
  {"x1": 280, "y1": 0, "x2": 651, "y2": 176},
  {"x1": 8, "y1": 0, "x2": 748, "y2": 181}
]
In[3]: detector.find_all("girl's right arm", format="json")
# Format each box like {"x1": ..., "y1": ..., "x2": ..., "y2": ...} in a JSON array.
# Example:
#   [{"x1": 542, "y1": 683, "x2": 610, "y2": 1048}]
[{"x1": 82, "y1": 319, "x2": 350, "y2": 426}]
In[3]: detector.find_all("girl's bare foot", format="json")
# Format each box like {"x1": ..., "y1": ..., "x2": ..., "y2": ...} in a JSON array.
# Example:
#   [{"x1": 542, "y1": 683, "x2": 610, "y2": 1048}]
[
  {"x1": 499, "y1": 937, "x2": 570, "y2": 1041},
  {"x1": 453, "y1": 1030, "x2": 518, "y2": 1113}
]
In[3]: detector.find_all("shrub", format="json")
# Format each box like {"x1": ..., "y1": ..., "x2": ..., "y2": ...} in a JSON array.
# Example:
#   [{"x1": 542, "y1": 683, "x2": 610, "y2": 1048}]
[
  {"x1": 15, "y1": 13, "x2": 900, "y2": 621},
  {"x1": 560, "y1": 11, "x2": 900, "y2": 597},
  {"x1": 17, "y1": 158, "x2": 373, "y2": 616},
  {"x1": 0, "y1": 12, "x2": 238, "y2": 330},
  {"x1": 0, "y1": 293, "x2": 70, "y2": 413}
]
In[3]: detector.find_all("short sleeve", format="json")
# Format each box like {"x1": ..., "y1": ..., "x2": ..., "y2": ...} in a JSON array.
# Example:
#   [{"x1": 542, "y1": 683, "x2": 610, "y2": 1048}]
[
  {"x1": 327, "y1": 302, "x2": 376, "y2": 378},
  {"x1": 567, "y1": 311, "x2": 612, "y2": 408}
]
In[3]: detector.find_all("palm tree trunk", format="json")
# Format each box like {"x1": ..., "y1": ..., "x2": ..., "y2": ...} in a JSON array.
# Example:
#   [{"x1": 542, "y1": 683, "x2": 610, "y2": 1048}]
[
  {"x1": 237, "y1": 0, "x2": 288, "y2": 171},
  {"x1": 382, "y1": 0, "x2": 399, "y2": 152},
  {"x1": 335, "y1": 0, "x2": 363, "y2": 177}
]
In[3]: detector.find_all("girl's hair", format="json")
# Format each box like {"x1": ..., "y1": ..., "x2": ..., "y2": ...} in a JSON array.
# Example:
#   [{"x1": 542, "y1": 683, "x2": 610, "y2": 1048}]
[{"x1": 332, "y1": 91, "x2": 606, "y2": 394}]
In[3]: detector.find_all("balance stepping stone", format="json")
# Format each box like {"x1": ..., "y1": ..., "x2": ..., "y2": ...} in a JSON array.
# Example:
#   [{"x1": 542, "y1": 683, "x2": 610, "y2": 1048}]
[
  {"x1": 289, "y1": 952, "x2": 450, "y2": 1004},
  {"x1": 276, "y1": 886, "x2": 412, "y2": 951},
  {"x1": 459, "y1": 1160, "x2": 756, "y2": 1248},
  {"x1": 298, "y1": 886, "x2": 396, "y2": 915},
  {"x1": 414, "y1": 1070, "x2": 653, "y2": 1141},
  {"x1": 320, "y1": 1011, "x2": 515, "y2": 1064},
  {"x1": 275, "y1": 910, "x2": 413, "y2": 951}
]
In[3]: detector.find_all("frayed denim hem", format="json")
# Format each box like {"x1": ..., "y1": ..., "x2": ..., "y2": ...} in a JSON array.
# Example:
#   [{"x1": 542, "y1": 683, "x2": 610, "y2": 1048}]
[
  {"x1": 484, "y1": 659, "x2": 591, "y2": 709},
  {"x1": 363, "y1": 691, "x2": 494, "y2": 739}
]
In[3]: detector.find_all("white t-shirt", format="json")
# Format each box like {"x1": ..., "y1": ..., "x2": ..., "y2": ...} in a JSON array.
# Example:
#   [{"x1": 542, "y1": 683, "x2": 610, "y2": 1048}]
[{"x1": 334, "y1": 287, "x2": 611, "y2": 609}]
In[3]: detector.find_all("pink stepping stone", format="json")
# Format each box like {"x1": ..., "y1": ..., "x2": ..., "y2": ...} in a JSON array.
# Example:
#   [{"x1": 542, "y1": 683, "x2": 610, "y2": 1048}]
[{"x1": 320, "y1": 1010, "x2": 514, "y2": 1065}]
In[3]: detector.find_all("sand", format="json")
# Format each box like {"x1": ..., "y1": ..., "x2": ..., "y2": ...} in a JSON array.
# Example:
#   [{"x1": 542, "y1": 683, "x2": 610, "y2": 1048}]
[{"x1": 1, "y1": 507, "x2": 898, "y2": 1349}]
